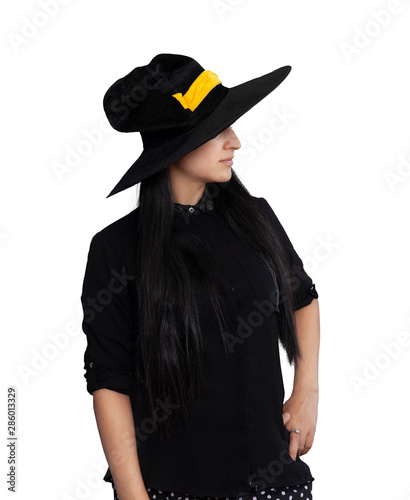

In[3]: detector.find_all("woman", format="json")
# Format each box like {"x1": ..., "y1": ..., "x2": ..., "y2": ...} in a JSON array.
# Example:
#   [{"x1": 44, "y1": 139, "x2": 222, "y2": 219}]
[{"x1": 81, "y1": 54, "x2": 320, "y2": 500}]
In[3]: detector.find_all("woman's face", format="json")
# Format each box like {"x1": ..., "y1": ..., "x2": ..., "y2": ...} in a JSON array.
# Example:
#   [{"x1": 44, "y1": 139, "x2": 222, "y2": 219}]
[{"x1": 169, "y1": 126, "x2": 241, "y2": 184}]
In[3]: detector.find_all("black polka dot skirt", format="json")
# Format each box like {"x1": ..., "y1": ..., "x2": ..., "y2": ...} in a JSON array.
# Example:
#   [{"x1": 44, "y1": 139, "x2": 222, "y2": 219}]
[{"x1": 112, "y1": 480, "x2": 313, "y2": 500}]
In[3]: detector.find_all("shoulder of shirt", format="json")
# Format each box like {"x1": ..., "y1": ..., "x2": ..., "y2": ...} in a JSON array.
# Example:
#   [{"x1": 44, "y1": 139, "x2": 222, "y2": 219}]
[
  {"x1": 253, "y1": 196, "x2": 281, "y2": 227},
  {"x1": 97, "y1": 207, "x2": 138, "y2": 239},
  {"x1": 90, "y1": 207, "x2": 139, "y2": 261},
  {"x1": 254, "y1": 196, "x2": 272, "y2": 213}
]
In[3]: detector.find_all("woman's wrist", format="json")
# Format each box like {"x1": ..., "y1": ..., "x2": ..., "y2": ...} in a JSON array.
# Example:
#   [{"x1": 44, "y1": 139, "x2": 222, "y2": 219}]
[{"x1": 291, "y1": 381, "x2": 319, "y2": 400}]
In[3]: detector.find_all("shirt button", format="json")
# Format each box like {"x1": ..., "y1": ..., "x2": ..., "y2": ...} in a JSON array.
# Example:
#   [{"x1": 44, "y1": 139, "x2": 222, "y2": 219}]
[
  {"x1": 188, "y1": 207, "x2": 194, "y2": 213},
  {"x1": 89, "y1": 362, "x2": 93, "y2": 368}
]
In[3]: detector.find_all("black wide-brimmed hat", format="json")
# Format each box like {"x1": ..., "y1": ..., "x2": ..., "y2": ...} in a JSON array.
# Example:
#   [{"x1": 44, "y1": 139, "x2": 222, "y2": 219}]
[{"x1": 103, "y1": 53, "x2": 291, "y2": 198}]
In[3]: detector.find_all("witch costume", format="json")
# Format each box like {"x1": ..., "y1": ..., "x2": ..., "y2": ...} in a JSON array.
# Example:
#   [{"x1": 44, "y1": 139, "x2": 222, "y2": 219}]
[{"x1": 81, "y1": 54, "x2": 318, "y2": 500}]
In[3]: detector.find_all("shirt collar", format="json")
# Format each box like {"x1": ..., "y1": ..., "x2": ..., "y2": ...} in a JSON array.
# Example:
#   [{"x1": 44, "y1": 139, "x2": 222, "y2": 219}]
[{"x1": 173, "y1": 185, "x2": 217, "y2": 218}]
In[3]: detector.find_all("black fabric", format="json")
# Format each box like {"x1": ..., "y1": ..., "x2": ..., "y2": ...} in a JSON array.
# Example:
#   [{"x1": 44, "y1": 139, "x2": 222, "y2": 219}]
[
  {"x1": 80, "y1": 193, "x2": 318, "y2": 498},
  {"x1": 112, "y1": 479, "x2": 313, "y2": 500}
]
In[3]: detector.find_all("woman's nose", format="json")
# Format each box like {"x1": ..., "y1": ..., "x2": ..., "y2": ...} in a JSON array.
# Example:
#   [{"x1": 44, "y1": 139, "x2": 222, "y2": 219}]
[{"x1": 226, "y1": 127, "x2": 241, "y2": 150}]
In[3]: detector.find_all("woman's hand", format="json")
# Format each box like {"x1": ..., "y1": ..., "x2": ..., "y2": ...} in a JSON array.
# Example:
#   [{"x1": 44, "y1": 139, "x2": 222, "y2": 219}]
[{"x1": 282, "y1": 388, "x2": 319, "y2": 460}]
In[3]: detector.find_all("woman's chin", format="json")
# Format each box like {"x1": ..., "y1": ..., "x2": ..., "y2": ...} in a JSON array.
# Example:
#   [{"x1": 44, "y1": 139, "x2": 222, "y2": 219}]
[{"x1": 210, "y1": 169, "x2": 232, "y2": 183}]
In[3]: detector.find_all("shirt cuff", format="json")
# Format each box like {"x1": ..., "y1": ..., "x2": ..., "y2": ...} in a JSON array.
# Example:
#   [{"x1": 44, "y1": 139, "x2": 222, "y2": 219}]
[
  {"x1": 293, "y1": 283, "x2": 319, "y2": 310},
  {"x1": 84, "y1": 362, "x2": 134, "y2": 396}
]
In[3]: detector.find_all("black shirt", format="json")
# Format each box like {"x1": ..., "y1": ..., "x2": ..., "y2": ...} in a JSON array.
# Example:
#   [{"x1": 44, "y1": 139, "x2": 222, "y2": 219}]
[{"x1": 80, "y1": 190, "x2": 319, "y2": 498}]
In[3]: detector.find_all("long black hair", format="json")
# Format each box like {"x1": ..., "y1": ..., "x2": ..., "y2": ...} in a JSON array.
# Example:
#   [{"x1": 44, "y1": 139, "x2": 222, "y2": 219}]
[{"x1": 131, "y1": 167, "x2": 301, "y2": 440}]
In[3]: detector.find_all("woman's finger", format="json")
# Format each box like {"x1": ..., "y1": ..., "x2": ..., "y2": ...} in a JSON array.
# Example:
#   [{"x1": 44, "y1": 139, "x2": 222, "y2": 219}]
[
  {"x1": 288, "y1": 429, "x2": 300, "y2": 461},
  {"x1": 282, "y1": 411, "x2": 291, "y2": 426},
  {"x1": 300, "y1": 429, "x2": 315, "y2": 456},
  {"x1": 298, "y1": 431, "x2": 307, "y2": 455}
]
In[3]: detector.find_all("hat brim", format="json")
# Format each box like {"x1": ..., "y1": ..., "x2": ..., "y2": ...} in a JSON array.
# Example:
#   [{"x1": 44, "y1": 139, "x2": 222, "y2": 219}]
[{"x1": 106, "y1": 65, "x2": 291, "y2": 198}]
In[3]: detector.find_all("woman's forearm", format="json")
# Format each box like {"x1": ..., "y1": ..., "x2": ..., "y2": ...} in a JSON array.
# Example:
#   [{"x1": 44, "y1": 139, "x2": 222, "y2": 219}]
[
  {"x1": 93, "y1": 389, "x2": 149, "y2": 500},
  {"x1": 292, "y1": 298, "x2": 320, "y2": 396}
]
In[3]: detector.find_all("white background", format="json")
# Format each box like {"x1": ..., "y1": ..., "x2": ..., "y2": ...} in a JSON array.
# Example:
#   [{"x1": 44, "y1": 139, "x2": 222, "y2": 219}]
[{"x1": 2, "y1": 1, "x2": 410, "y2": 499}]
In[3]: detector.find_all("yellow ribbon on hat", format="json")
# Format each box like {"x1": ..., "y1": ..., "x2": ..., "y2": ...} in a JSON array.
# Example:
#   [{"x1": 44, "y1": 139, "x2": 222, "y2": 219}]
[{"x1": 172, "y1": 70, "x2": 222, "y2": 112}]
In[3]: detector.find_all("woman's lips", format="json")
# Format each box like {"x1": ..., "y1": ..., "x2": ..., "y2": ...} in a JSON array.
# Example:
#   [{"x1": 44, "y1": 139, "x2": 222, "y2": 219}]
[{"x1": 220, "y1": 159, "x2": 233, "y2": 166}]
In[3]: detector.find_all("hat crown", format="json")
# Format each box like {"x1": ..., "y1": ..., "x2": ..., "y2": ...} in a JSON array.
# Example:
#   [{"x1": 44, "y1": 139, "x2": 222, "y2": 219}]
[
  {"x1": 103, "y1": 54, "x2": 225, "y2": 134},
  {"x1": 147, "y1": 54, "x2": 205, "y2": 94}
]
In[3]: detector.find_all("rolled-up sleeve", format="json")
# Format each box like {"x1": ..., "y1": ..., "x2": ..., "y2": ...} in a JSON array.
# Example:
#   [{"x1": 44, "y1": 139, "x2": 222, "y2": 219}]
[
  {"x1": 257, "y1": 197, "x2": 319, "y2": 311},
  {"x1": 80, "y1": 231, "x2": 137, "y2": 395}
]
